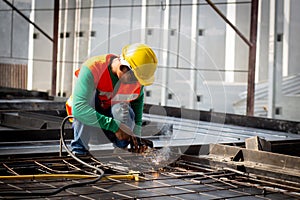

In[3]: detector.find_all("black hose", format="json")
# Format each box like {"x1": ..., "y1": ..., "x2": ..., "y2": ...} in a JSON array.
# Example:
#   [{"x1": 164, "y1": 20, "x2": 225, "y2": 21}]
[
  {"x1": 0, "y1": 116, "x2": 105, "y2": 197},
  {"x1": 59, "y1": 116, "x2": 105, "y2": 175}
]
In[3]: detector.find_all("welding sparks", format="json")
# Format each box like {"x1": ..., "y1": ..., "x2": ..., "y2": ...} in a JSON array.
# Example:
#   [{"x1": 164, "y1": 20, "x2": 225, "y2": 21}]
[
  {"x1": 150, "y1": 123, "x2": 172, "y2": 166},
  {"x1": 151, "y1": 147, "x2": 171, "y2": 165},
  {"x1": 141, "y1": 132, "x2": 172, "y2": 169}
]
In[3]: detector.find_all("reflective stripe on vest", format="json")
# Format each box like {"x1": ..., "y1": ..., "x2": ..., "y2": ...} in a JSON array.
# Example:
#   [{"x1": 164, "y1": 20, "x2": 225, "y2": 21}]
[
  {"x1": 98, "y1": 91, "x2": 113, "y2": 99},
  {"x1": 112, "y1": 94, "x2": 139, "y2": 102}
]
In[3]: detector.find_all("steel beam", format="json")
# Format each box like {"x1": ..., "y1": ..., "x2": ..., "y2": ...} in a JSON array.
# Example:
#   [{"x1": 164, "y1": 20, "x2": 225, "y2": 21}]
[
  {"x1": 0, "y1": 87, "x2": 49, "y2": 99},
  {"x1": 247, "y1": 0, "x2": 259, "y2": 116},
  {"x1": 143, "y1": 104, "x2": 300, "y2": 134},
  {"x1": 208, "y1": 143, "x2": 300, "y2": 183},
  {"x1": 0, "y1": 129, "x2": 73, "y2": 142},
  {"x1": 0, "y1": 101, "x2": 65, "y2": 111},
  {"x1": 0, "y1": 112, "x2": 66, "y2": 130}
]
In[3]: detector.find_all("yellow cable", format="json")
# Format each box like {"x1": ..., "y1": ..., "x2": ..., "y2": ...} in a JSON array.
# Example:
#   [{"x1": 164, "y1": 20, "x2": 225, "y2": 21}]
[{"x1": 101, "y1": 174, "x2": 138, "y2": 181}]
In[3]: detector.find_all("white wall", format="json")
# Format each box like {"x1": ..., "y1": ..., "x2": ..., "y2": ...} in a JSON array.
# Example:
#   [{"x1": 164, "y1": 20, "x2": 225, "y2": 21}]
[{"x1": 32, "y1": 0, "x2": 54, "y2": 92}]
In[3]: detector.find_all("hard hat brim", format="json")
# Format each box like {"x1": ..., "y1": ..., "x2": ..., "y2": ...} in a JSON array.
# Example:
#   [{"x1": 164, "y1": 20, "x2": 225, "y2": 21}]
[{"x1": 134, "y1": 71, "x2": 155, "y2": 86}]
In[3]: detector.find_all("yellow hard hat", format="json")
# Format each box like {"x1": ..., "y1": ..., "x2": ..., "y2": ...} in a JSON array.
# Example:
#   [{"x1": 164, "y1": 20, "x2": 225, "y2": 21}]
[{"x1": 121, "y1": 43, "x2": 158, "y2": 86}]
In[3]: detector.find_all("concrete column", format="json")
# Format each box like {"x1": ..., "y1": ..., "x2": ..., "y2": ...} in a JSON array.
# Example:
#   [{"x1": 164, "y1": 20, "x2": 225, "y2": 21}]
[
  {"x1": 225, "y1": 0, "x2": 236, "y2": 83},
  {"x1": 189, "y1": 0, "x2": 198, "y2": 109},
  {"x1": 160, "y1": 0, "x2": 170, "y2": 106},
  {"x1": 27, "y1": 0, "x2": 35, "y2": 90},
  {"x1": 141, "y1": 0, "x2": 147, "y2": 44},
  {"x1": 72, "y1": 0, "x2": 81, "y2": 91},
  {"x1": 59, "y1": 0, "x2": 68, "y2": 97},
  {"x1": 79, "y1": 0, "x2": 92, "y2": 59},
  {"x1": 87, "y1": 0, "x2": 93, "y2": 57},
  {"x1": 267, "y1": 0, "x2": 277, "y2": 118},
  {"x1": 282, "y1": 0, "x2": 290, "y2": 77},
  {"x1": 255, "y1": 0, "x2": 262, "y2": 83}
]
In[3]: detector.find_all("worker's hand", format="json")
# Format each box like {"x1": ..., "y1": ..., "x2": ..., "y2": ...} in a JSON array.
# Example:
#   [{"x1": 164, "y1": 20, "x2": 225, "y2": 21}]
[
  {"x1": 135, "y1": 137, "x2": 148, "y2": 153},
  {"x1": 115, "y1": 123, "x2": 147, "y2": 153},
  {"x1": 132, "y1": 137, "x2": 147, "y2": 153},
  {"x1": 115, "y1": 123, "x2": 139, "y2": 152},
  {"x1": 115, "y1": 123, "x2": 134, "y2": 141},
  {"x1": 129, "y1": 137, "x2": 148, "y2": 153}
]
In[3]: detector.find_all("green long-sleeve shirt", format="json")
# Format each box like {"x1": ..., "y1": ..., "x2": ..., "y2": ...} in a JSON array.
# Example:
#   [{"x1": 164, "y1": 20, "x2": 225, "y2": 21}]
[{"x1": 72, "y1": 54, "x2": 144, "y2": 136}]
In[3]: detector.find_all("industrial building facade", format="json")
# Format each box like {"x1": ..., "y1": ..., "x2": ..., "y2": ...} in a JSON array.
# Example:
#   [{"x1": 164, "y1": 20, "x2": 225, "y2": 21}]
[{"x1": 0, "y1": 0, "x2": 300, "y2": 121}]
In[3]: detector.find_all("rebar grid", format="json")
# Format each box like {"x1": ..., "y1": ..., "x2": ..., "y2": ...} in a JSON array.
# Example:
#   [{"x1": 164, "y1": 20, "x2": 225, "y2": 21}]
[{"x1": 0, "y1": 154, "x2": 299, "y2": 199}]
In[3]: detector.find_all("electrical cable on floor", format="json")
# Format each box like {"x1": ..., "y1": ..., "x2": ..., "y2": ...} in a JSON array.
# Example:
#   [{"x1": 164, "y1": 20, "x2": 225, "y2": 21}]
[{"x1": 0, "y1": 115, "x2": 105, "y2": 197}]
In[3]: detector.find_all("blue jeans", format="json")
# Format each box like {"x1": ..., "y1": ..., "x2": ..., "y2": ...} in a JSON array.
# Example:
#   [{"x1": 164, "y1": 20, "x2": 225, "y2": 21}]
[{"x1": 70, "y1": 102, "x2": 135, "y2": 154}]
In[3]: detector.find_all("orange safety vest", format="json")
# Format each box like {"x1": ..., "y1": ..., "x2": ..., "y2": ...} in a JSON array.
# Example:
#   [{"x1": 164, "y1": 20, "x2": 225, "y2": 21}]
[{"x1": 66, "y1": 56, "x2": 141, "y2": 119}]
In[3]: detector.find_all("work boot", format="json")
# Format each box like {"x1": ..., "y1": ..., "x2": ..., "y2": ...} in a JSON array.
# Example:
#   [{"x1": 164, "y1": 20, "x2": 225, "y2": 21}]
[{"x1": 71, "y1": 149, "x2": 91, "y2": 157}]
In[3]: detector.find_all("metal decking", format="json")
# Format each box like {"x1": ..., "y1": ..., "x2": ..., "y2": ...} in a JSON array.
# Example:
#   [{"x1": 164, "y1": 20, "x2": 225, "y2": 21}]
[
  {"x1": 1, "y1": 108, "x2": 300, "y2": 156},
  {"x1": 0, "y1": 87, "x2": 300, "y2": 199}
]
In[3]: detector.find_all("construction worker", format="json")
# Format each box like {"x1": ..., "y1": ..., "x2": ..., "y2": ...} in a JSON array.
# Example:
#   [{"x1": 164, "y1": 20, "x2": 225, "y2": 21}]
[{"x1": 66, "y1": 43, "x2": 158, "y2": 155}]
